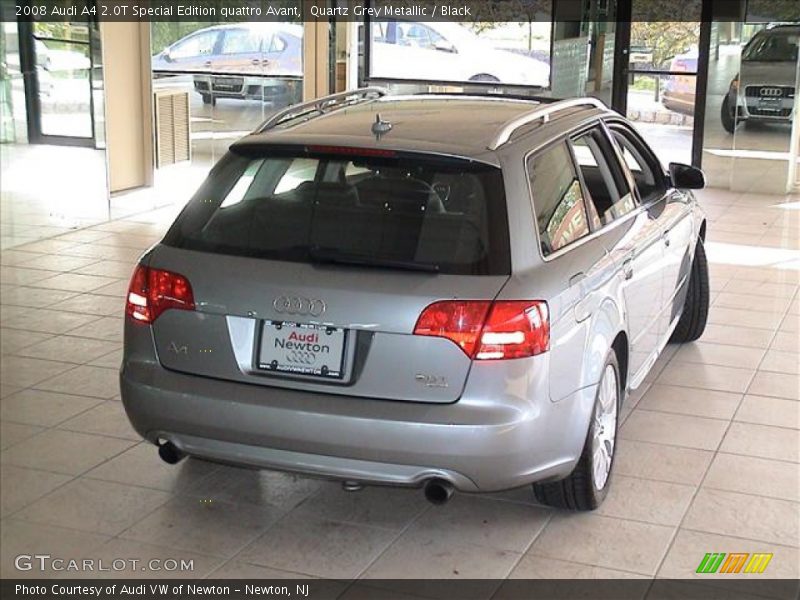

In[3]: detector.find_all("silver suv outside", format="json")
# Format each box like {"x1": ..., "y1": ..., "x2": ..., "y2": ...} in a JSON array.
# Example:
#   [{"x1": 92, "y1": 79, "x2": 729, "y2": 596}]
[{"x1": 121, "y1": 89, "x2": 709, "y2": 510}]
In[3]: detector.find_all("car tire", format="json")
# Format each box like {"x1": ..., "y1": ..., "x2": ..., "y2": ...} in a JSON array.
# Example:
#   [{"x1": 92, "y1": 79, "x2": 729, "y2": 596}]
[
  {"x1": 201, "y1": 93, "x2": 216, "y2": 106},
  {"x1": 670, "y1": 238, "x2": 710, "y2": 343},
  {"x1": 532, "y1": 352, "x2": 621, "y2": 511},
  {"x1": 721, "y1": 95, "x2": 737, "y2": 134}
]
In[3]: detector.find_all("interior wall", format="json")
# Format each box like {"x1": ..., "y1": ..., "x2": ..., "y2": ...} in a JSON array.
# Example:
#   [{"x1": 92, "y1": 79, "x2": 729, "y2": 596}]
[
  {"x1": 101, "y1": 21, "x2": 153, "y2": 193},
  {"x1": 303, "y1": 15, "x2": 330, "y2": 101}
]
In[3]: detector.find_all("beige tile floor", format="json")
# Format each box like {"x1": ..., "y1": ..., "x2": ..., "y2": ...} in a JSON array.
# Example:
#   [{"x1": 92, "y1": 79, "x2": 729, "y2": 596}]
[{"x1": 0, "y1": 188, "x2": 798, "y2": 586}]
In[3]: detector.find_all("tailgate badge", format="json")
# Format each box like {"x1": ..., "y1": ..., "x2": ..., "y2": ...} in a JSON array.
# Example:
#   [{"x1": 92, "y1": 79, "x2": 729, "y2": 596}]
[
  {"x1": 415, "y1": 373, "x2": 448, "y2": 388},
  {"x1": 169, "y1": 341, "x2": 188, "y2": 355},
  {"x1": 273, "y1": 296, "x2": 327, "y2": 317}
]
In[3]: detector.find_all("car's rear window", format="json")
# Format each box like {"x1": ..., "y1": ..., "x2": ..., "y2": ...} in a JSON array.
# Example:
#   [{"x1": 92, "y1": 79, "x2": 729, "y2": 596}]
[{"x1": 163, "y1": 147, "x2": 510, "y2": 275}]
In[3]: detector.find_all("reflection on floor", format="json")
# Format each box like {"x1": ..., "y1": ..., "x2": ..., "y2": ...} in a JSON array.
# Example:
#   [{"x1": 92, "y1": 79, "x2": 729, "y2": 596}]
[
  {"x1": 0, "y1": 187, "x2": 797, "y2": 584},
  {"x1": 109, "y1": 162, "x2": 209, "y2": 222},
  {"x1": 0, "y1": 144, "x2": 108, "y2": 249}
]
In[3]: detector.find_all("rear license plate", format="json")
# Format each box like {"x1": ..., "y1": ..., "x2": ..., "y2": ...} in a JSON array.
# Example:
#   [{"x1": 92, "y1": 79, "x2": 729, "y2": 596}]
[
  {"x1": 258, "y1": 321, "x2": 345, "y2": 379},
  {"x1": 213, "y1": 77, "x2": 242, "y2": 91}
]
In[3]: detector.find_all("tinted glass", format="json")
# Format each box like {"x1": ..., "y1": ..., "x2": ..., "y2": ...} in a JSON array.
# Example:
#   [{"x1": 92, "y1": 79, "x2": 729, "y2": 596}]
[
  {"x1": 608, "y1": 125, "x2": 667, "y2": 203},
  {"x1": 164, "y1": 149, "x2": 510, "y2": 275},
  {"x1": 743, "y1": 31, "x2": 799, "y2": 62},
  {"x1": 528, "y1": 142, "x2": 591, "y2": 255},
  {"x1": 572, "y1": 130, "x2": 637, "y2": 225}
]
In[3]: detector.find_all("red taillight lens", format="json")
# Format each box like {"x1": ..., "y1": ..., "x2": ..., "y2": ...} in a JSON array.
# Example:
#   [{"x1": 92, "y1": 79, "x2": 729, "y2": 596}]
[
  {"x1": 126, "y1": 265, "x2": 195, "y2": 324},
  {"x1": 477, "y1": 301, "x2": 549, "y2": 360},
  {"x1": 414, "y1": 300, "x2": 549, "y2": 360},
  {"x1": 413, "y1": 300, "x2": 492, "y2": 358}
]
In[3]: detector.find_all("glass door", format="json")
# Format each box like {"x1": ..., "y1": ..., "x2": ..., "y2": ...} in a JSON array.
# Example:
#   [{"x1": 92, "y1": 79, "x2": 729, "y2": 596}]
[
  {"x1": 613, "y1": 0, "x2": 703, "y2": 166},
  {"x1": 18, "y1": 18, "x2": 98, "y2": 146}
]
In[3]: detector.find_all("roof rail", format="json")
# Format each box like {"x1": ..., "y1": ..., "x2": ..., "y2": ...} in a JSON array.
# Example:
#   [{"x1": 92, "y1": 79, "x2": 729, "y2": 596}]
[
  {"x1": 254, "y1": 87, "x2": 388, "y2": 134},
  {"x1": 488, "y1": 97, "x2": 608, "y2": 150}
]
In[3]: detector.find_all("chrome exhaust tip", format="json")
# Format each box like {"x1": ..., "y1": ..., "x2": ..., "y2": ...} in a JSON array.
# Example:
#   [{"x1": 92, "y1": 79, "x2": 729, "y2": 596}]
[
  {"x1": 424, "y1": 478, "x2": 454, "y2": 505},
  {"x1": 157, "y1": 441, "x2": 185, "y2": 465},
  {"x1": 342, "y1": 480, "x2": 364, "y2": 492}
]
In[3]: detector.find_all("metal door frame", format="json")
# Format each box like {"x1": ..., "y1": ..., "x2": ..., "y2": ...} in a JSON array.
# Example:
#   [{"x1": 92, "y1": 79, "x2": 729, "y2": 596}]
[
  {"x1": 611, "y1": 0, "x2": 712, "y2": 167},
  {"x1": 17, "y1": 15, "x2": 98, "y2": 147}
]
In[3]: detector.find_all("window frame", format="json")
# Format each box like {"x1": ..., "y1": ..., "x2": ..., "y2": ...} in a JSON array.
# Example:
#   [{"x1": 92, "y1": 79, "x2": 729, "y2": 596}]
[
  {"x1": 569, "y1": 124, "x2": 637, "y2": 222},
  {"x1": 601, "y1": 118, "x2": 669, "y2": 208},
  {"x1": 525, "y1": 138, "x2": 597, "y2": 258},
  {"x1": 523, "y1": 118, "x2": 669, "y2": 263}
]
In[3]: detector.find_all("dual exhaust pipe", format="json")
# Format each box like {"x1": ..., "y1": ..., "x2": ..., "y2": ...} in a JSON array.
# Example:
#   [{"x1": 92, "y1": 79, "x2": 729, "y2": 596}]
[
  {"x1": 342, "y1": 478, "x2": 454, "y2": 505},
  {"x1": 157, "y1": 443, "x2": 454, "y2": 505}
]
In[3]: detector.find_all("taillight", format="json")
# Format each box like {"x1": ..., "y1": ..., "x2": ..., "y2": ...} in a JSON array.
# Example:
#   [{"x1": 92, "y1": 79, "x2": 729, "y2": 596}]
[
  {"x1": 413, "y1": 300, "x2": 549, "y2": 360},
  {"x1": 126, "y1": 265, "x2": 195, "y2": 324},
  {"x1": 477, "y1": 301, "x2": 549, "y2": 360}
]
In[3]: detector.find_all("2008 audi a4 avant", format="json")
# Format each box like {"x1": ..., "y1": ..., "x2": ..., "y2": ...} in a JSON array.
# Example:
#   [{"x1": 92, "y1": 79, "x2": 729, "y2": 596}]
[{"x1": 122, "y1": 88, "x2": 710, "y2": 510}]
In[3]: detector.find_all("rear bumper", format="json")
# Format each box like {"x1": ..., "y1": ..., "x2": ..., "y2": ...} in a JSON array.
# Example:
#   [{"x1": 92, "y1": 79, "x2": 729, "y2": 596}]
[{"x1": 121, "y1": 357, "x2": 596, "y2": 492}]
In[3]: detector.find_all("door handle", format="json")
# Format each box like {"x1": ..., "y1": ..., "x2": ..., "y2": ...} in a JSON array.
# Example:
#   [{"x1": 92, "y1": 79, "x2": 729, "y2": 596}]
[
  {"x1": 622, "y1": 259, "x2": 634, "y2": 280},
  {"x1": 569, "y1": 272, "x2": 586, "y2": 288},
  {"x1": 204, "y1": 60, "x2": 212, "y2": 68},
  {"x1": 662, "y1": 230, "x2": 671, "y2": 247}
]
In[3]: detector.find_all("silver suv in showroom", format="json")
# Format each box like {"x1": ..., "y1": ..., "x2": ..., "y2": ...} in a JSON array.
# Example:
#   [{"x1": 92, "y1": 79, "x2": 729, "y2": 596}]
[
  {"x1": 722, "y1": 24, "x2": 798, "y2": 133},
  {"x1": 121, "y1": 89, "x2": 709, "y2": 510}
]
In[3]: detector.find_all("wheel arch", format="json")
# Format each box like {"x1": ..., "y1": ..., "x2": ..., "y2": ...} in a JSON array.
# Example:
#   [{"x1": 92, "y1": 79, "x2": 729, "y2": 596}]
[
  {"x1": 611, "y1": 331, "x2": 629, "y2": 397},
  {"x1": 581, "y1": 296, "x2": 627, "y2": 392}
]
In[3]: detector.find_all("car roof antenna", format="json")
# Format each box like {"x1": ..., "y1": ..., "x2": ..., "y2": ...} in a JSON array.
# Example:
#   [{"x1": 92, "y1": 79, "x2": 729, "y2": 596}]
[{"x1": 371, "y1": 114, "x2": 393, "y2": 140}]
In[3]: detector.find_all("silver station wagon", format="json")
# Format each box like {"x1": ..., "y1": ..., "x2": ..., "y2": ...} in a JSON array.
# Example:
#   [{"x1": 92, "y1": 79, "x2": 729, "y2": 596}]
[{"x1": 122, "y1": 89, "x2": 709, "y2": 510}]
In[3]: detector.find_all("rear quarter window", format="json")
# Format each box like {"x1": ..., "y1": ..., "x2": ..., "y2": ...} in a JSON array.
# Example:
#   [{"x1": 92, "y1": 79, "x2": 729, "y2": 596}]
[{"x1": 163, "y1": 148, "x2": 511, "y2": 276}]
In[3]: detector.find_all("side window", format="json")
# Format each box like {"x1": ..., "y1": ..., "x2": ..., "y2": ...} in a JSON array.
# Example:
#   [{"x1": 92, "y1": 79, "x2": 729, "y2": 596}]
[
  {"x1": 398, "y1": 23, "x2": 445, "y2": 50},
  {"x1": 220, "y1": 29, "x2": 262, "y2": 55},
  {"x1": 273, "y1": 158, "x2": 318, "y2": 195},
  {"x1": 571, "y1": 128, "x2": 637, "y2": 226},
  {"x1": 608, "y1": 125, "x2": 667, "y2": 204},
  {"x1": 171, "y1": 31, "x2": 217, "y2": 60},
  {"x1": 527, "y1": 142, "x2": 592, "y2": 256},
  {"x1": 372, "y1": 22, "x2": 388, "y2": 43}
]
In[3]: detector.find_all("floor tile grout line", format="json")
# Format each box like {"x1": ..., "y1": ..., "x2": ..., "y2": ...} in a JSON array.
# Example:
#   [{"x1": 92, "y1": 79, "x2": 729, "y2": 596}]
[
  {"x1": 649, "y1": 300, "x2": 788, "y2": 579},
  {"x1": 495, "y1": 510, "x2": 555, "y2": 584},
  {"x1": 0, "y1": 434, "x2": 141, "y2": 522},
  {"x1": 677, "y1": 525, "x2": 800, "y2": 550},
  {"x1": 336, "y1": 496, "x2": 435, "y2": 585}
]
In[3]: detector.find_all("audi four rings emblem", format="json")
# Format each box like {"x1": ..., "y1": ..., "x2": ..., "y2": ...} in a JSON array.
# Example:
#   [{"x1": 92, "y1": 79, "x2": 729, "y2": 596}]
[
  {"x1": 760, "y1": 88, "x2": 782, "y2": 97},
  {"x1": 286, "y1": 351, "x2": 317, "y2": 365},
  {"x1": 273, "y1": 296, "x2": 327, "y2": 317}
]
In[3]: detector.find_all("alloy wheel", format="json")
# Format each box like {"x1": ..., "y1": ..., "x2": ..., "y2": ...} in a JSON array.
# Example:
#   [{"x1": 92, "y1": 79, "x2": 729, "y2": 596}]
[{"x1": 591, "y1": 364, "x2": 618, "y2": 491}]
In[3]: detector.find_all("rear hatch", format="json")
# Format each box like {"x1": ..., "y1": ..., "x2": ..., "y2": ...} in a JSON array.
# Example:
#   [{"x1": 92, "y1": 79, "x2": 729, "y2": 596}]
[{"x1": 146, "y1": 144, "x2": 511, "y2": 403}]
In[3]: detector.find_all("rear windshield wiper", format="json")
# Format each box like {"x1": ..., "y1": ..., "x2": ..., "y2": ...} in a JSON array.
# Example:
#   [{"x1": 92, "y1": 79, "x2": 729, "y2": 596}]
[{"x1": 308, "y1": 247, "x2": 439, "y2": 273}]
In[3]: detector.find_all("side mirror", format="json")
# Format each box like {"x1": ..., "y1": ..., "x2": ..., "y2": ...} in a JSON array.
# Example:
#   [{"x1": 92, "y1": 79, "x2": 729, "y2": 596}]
[
  {"x1": 669, "y1": 162, "x2": 705, "y2": 190},
  {"x1": 434, "y1": 40, "x2": 457, "y2": 54},
  {"x1": 162, "y1": 48, "x2": 173, "y2": 63}
]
